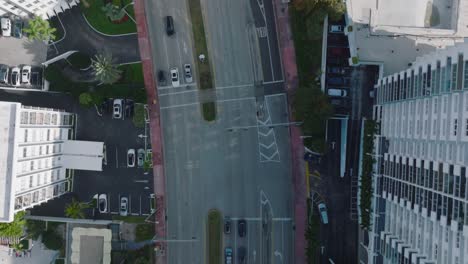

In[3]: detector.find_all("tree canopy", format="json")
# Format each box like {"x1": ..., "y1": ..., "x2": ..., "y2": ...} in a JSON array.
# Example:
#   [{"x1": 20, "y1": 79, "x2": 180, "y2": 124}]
[
  {"x1": 23, "y1": 16, "x2": 57, "y2": 42},
  {"x1": 0, "y1": 211, "x2": 26, "y2": 238}
]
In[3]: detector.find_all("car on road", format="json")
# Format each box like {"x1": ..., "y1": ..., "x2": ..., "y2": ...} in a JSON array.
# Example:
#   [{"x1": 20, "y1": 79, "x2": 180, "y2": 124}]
[
  {"x1": 158, "y1": 70, "x2": 166, "y2": 85},
  {"x1": 329, "y1": 25, "x2": 343, "y2": 33},
  {"x1": 0, "y1": 65, "x2": 9, "y2": 84},
  {"x1": 317, "y1": 203, "x2": 329, "y2": 224},
  {"x1": 328, "y1": 88, "x2": 348, "y2": 97},
  {"x1": 224, "y1": 247, "x2": 233, "y2": 264},
  {"x1": 21, "y1": 66, "x2": 31, "y2": 85},
  {"x1": 113, "y1": 99, "x2": 123, "y2": 119},
  {"x1": 224, "y1": 216, "x2": 231, "y2": 234},
  {"x1": 12, "y1": 19, "x2": 22, "y2": 38},
  {"x1": 237, "y1": 219, "x2": 246, "y2": 237},
  {"x1": 127, "y1": 149, "x2": 135, "y2": 168},
  {"x1": 184, "y1": 64, "x2": 193, "y2": 83},
  {"x1": 165, "y1": 16, "x2": 175, "y2": 36},
  {"x1": 10, "y1": 67, "x2": 20, "y2": 86},
  {"x1": 170, "y1": 67, "x2": 180, "y2": 87},
  {"x1": 137, "y1": 148, "x2": 145, "y2": 167},
  {"x1": 98, "y1": 194, "x2": 107, "y2": 213},
  {"x1": 120, "y1": 196, "x2": 128, "y2": 216},
  {"x1": 1, "y1": 18, "x2": 11, "y2": 37},
  {"x1": 237, "y1": 246, "x2": 246, "y2": 263}
]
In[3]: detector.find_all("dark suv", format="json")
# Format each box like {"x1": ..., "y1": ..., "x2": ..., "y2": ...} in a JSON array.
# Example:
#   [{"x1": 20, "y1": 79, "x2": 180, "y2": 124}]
[
  {"x1": 238, "y1": 219, "x2": 246, "y2": 237},
  {"x1": 224, "y1": 216, "x2": 231, "y2": 234},
  {"x1": 165, "y1": 16, "x2": 174, "y2": 36}
]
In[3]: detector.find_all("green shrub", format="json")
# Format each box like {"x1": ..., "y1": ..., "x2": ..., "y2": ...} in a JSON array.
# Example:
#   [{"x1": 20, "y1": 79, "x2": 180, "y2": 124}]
[
  {"x1": 79, "y1": 93, "x2": 93, "y2": 107},
  {"x1": 352, "y1": 56, "x2": 359, "y2": 64},
  {"x1": 135, "y1": 224, "x2": 154, "y2": 242},
  {"x1": 42, "y1": 230, "x2": 62, "y2": 250},
  {"x1": 26, "y1": 220, "x2": 45, "y2": 240}
]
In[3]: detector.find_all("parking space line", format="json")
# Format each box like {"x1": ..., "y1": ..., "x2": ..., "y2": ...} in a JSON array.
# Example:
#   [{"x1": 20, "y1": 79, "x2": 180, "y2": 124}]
[
  {"x1": 115, "y1": 146, "x2": 118, "y2": 168},
  {"x1": 111, "y1": 212, "x2": 119, "y2": 215},
  {"x1": 139, "y1": 195, "x2": 142, "y2": 215},
  {"x1": 263, "y1": 80, "x2": 284, "y2": 85},
  {"x1": 131, "y1": 213, "x2": 140, "y2": 216},
  {"x1": 108, "y1": 193, "x2": 111, "y2": 214}
]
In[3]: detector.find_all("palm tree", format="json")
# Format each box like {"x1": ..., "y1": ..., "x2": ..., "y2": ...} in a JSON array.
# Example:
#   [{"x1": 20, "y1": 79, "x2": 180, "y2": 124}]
[
  {"x1": 91, "y1": 52, "x2": 122, "y2": 84},
  {"x1": 23, "y1": 16, "x2": 56, "y2": 42},
  {"x1": 65, "y1": 199, "x2": 88, "y2": 219},
  {"x1": 101, "y1": 3, "x2": 126, "y2": 21}
]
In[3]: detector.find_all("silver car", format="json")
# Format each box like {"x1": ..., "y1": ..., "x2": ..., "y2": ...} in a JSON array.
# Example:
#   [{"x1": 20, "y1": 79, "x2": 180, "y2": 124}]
[
  {"x1": 0, "y1": 65, "x2": 9, "y2": 83},
  {"x1": 120, "y1": 196, "x2": 128, "y2": 216},
  {"x1": 137, "y1": 148, "x2": 145, "y2": 167},
  {"x1": 184, "y1": 64, "x2": 192, "y2": 83}
]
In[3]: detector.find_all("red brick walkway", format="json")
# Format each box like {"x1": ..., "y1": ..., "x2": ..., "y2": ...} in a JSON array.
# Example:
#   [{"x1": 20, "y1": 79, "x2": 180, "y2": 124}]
[
  {"x1": 272, "y1": 1, "x2": 306, "y2": 263},
  {"x1": 134, "y1": 1, "x2": 167, "y2": 263}
]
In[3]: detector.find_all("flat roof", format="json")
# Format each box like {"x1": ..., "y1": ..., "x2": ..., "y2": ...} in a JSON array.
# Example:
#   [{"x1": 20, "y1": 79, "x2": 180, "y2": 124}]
[
  {"x1": 62, "y1": 141, "x2": 104, "y2": 171},
  {"x1": 0, "y1": 102, "x2": 19, "y2": 222},
  {"x1": 71, "y1": 227, "x2": 111, "y2": 264}
]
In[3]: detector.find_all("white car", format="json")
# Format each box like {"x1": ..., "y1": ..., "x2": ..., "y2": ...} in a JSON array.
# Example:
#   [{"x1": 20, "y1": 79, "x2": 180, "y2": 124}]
[
  {"x1": 1, "y1": 18, "x2": 11, "y2": 37},
  {"x1": 120, "y1": 196, "x2": 128, "y2": 216},
  {"x1": 98, "y1": 194, "x2": 107, "y2": 213},
  {"x1": 127, "y1": 149, "x2": 135, "y2": 167},
  {"x1": 113, "y1": 99, "x2": 123, "y2": 119},
  {"x1": 10, "y1": 67, "x2": 20, "y2": 86},
  {"x1": 137, "y1": 148, "x2": 145, "y2": 167},
  {"x1": 184, "y1": 64, "x2": 193, "y2": 83},
  {"x1": 21, "y1": 66, "x2": 31, "y2": 85},
  {"x1": 170, "y1": 67, "x2": 180, "y2": 87}
]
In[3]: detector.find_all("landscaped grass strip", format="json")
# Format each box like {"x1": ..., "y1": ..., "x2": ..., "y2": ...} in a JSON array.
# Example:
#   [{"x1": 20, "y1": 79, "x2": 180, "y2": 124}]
[
  {"x1": 207, "y1": 209, "x2": 221, "y2": 264},
  {"x1": 188, "y1": 0, "x2": 216, "y2": 121}
]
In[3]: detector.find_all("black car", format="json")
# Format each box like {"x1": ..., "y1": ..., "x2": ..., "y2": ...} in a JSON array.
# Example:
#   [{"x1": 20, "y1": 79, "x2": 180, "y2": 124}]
[
  {"x1": 237, "y1": 246, "x2": 246, "y2": 263},
  {"x1": 165, "y1": 16, "x2": 174, "y2": 36},
  {"x1": 158, "y1": 70, "x2": 166, "y2": 85},
  {"x1": 224, "y1": 216, "x2": 231, "y2": 234},
  {"x1": 238, "y1": 219, "x2": 246, "y2": 237}
]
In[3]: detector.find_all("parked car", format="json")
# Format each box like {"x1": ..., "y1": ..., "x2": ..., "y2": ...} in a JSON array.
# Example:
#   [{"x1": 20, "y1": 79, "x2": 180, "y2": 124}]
[
  {"x1": 1, "y1": 17, "x2": 11, "y2": 37},
  {"x1": 170, "y1": 67, "x2": 180, "y2": 87},
  {"x1": 120, "y1": 196, "x2": 128, "y2": 216},
  {"x1": 237, "y1": 219, "x2": 246, "y2": 237},
  {"x1": 21, "y1": 66, "x2": 31, "y2": 85},
  {"x1": 10, "y1": 67, "x2": 20, "y2": 86},
  {"x1": 158, "y1": 70, "x2": 166, "y2": 85},
  {"x1": 328, "y1": 47, "x2": 349, "y2": 57},
  {"x1": 327, "y1": 66, "x2": 348, "y2": 75},
  {"x1": 327, "y1": 77, "x2": 350, "y2": 86},
  {"x1": 98, "y1": 194, "x2": 107, "y2": 213},
  {"x1": 183, "y1": 64, "x2": 193, "y2": 83},
  {"x1": 137, "y1": 148, "x2": 145, "y2": 167},
  {"x1": 327, "y1": 88, "x2": 348, "y2": 97},
  {"x1": 237, "y1": 246, "x2": 246, "y2": 263},
  {"x1": 113, "y1": 99, "x2": 123, "y2": 119},
  {"x1": 224, "y1": 216, "x2": 231, "y2": 234},
  {"x1": 165, "y1": 16, "x2": 175, "y2": 36},
  {"x1": 127, "y1": 149, "x2": 135, "y2": 167},
  {"x1": 0, "y1": 65, "x2": 9, "y2": 84},
  {"x1": 329, "y1": 25, "x2": 343, "y2": 33},
  {"x1": 224, "y1": 247, "x2": 233, "y2": 264},
  {"x1": 317, "y1": 203, "x2": 329, "y2": 224},
  {"x1": 12, "y1": 19, "x2": 22, "y2": 38}
]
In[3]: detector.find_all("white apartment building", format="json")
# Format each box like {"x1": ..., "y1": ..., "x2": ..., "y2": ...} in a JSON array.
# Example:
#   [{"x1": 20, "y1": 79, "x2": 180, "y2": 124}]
[
  {"x1": 0, "y1": 0, "x2": 79, "y2": 18},
  {"x1": 0, "y1": 101, "x2": 103, "y2": 223},
  {"x1": 369, "y1": 41, "x2": 468, "y2": 264}
]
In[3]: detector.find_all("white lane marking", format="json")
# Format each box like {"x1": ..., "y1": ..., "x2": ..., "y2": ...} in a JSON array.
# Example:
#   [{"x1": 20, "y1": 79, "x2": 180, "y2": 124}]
[
  {"x1": 230, "y1": 217, "x2": 292, "y2": 221},
  {"x1": 158, "y1": 83, "x2": 196, "y2": 90},
  {"x1": 263, "y1": 80, "x2": 284, "y2": 85},
  {"x1": 115, "y1": 146, "x2": 118, "y2": 168},
  {"x1": 216, "y1": 83, "x2": 253, "y2": 90},
  {"x1": 260, "y1": 142, "x2": 276, "y2": 149},
  {"x1": 265, "y1": 97, "x2": 281, "y2": 162}
]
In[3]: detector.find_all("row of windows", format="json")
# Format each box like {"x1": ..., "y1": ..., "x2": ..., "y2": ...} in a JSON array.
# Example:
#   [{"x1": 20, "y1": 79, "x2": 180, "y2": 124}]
[
  {"x1": 22, "y1": 128, "x2": 70, "y2": 143},
  {"x1": 17, "y1": 156, "x2": 61, "y2": 175},
  {"x1": 377, "y1": 55, "x2": 468, "y2": 105},
  {"x1": 16, "y1": 168, "x2": 64, "y2": 192},
  {"x1": 19, "y1": 111, "x2": 73, "y2": 126},
  {"x1": 14, "y1": 182, "x2": 67, "y2": 210},
  {"x1": 381, "y1": 158, "x2": 468, "y2": 227},
  {"x1": 19, "y1": 143, "x2": 62, "y2": 159}
]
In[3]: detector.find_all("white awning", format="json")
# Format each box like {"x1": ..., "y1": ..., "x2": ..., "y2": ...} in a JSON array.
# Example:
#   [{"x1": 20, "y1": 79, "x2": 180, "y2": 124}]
[{"x1": 62, "y1": 141, "x2": 104, "y2": 171}]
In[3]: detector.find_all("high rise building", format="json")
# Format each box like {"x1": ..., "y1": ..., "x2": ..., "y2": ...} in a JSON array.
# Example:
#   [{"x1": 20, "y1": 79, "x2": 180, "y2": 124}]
[
  {"x1": 0, "y1": 101, "x2": 103, "y2": 223},
  {"x1": 368, "y1": 41, "x2": 468, "y2": 263},
  {"x1": 0, "y1": 0, "x2": 79, "y2": 18}
]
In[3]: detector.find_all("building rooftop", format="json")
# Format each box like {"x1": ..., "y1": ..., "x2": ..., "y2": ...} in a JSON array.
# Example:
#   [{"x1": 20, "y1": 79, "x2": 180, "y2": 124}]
[
  {"x1": 71, "y1": 227, "x2": 111, "y2": 264},
  {"x1": 0, "y1": 102, "x2": 19, "y2": 223}
]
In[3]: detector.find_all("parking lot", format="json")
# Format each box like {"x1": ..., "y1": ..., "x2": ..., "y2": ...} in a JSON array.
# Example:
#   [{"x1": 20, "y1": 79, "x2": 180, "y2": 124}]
[
  {"x1": 0, "y1": 90, "x2": 154, "y2": 220},
  {"x1": 0, "y1": 16, "x2": 47, "y2": 90}
]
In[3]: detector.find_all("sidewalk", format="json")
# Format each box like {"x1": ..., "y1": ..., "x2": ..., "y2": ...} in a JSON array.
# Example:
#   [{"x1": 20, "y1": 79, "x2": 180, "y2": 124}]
[
  {"x1": 134, "y1": 0, "x2": 167, "y2": 263},
  {"x1": 271, "y1": 1, "x2": 306, "y2": 263}
]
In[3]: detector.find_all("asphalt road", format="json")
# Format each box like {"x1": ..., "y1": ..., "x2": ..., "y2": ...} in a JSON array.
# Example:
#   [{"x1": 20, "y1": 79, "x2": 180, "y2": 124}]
[{"x1": 144, "y1": 0, "x2": 293, "y2": 262}]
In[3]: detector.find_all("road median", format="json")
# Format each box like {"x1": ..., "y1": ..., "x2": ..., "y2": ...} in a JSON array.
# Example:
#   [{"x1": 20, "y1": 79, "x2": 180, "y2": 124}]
[
  {"x1": 207, "y1": 209, "x2": 221, "y2": 264},
  {"x1": 188, "y1": 0, "x2": 216, "y2": 121}
]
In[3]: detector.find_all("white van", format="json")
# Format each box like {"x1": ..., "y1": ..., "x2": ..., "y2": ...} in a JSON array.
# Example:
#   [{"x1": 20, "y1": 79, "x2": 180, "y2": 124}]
[{"x1": 327, "y1": 88, "x2": 348, "y2": 97}]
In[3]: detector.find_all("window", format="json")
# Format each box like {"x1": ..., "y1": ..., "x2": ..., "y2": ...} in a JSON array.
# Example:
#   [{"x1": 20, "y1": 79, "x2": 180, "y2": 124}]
[
  {"x1": 466, "y1": 119, "x2": 468, "y2": 136},
  {"x1": 444, "y1": 96, "x2": 448, "y2": 113},
  {"x1": 20, "y1": 112, "x2": 28, "y2": 124},
  {"x1": 454, "y1": 94, "x2": 459, "y2": 112},
  {"x1": 454, "y1": 119, "x2": 458, "y2": 136},
  {"x1": 433, "y1": 98, "x2": 438, "y2": 113},
  {"x1": 24, "y1": 129, "x2": 28, "y2": 142},
  {"x1": 29, "y1": 176, "x2": 33, "y2": 188},
  {"x1": 30, "y1": 161, "x2": 34, "y2": 171},
  {"x1": 23, "y1": 148, "x2": 27, "y2": 158}
]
